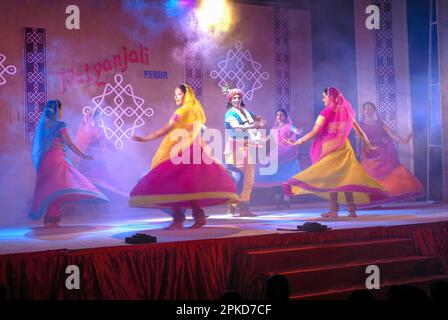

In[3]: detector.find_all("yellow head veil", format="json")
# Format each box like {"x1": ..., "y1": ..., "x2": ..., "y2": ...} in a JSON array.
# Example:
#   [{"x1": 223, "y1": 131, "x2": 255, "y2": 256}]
[
  {"x1": 150, "y1": 84, "x2": 206, "y2": 169},
  {"x1": 182, "y1": 84, "x2": 206, "y2": 125}
]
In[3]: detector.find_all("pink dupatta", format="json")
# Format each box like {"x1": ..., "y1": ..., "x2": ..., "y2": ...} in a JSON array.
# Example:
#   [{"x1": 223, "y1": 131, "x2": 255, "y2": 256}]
[
  {"x1": 75, "y1": 109, "x2": 103, "y2": 153},
  {"x1": 310, "y1": 87, "x2": 355, "y2": 164}
]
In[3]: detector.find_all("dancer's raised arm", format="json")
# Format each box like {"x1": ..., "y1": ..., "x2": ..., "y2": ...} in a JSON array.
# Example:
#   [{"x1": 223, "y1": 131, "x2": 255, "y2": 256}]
[
  {"x1": 62, "y1": 130, "x2": 93, "y2": 160},
  {"x1": 131, "y1": 120, "x2": 175, "y2": 142},
  {"x1": 287, "y1": 116, "x2": 324, "y2": 145},
  {"x1": 383, "y1": 124, "x2": 412, "y2": 144},
  {"x1": 352, "y1": 119, "x2": 376, "y2": 151}
]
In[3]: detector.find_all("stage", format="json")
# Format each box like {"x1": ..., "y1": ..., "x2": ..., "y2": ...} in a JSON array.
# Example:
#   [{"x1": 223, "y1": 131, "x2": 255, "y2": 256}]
[
  {"x1": 1, "y1": 202, "x2": 448, "y2": 300},
  {"x1": 1, "y1": 202, "x2": 447, "y2": 255}
]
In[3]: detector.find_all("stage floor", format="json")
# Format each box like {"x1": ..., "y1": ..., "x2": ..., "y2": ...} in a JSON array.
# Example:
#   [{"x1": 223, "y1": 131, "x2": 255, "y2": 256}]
[{"x1": 1, "y1": 202, "x2": 447, "y2": 255}]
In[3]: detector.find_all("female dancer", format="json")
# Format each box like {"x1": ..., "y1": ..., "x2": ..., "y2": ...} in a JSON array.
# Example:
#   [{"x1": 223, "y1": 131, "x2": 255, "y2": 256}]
[
  {"x1": 358, "y1": 102, "x2": 424, "y2": 205},
  {"x1": 75, "y1": 109, "x2": 126, "y2": 198},
  {"x1": 30, "y1": 99, "x2": 108, "y2": 228},
  {"x1": 130, "y1": 84, "x2": 239, "y2": 229},
  {"x1": 255, "y1": 109, "x2": 302, "y2": 209},
  {"x1": 284, "y1": 88, "x2": 388, "y2": 218}
]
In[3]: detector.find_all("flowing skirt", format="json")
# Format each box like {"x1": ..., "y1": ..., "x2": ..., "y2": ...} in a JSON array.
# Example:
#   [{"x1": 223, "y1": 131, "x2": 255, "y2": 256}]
[
  {"x1": 129, "y1": 144, "x2": 239, "y2": 208},
  {"x1": 77, "y1": 143, "x2": 128, "y2": 199},
  {"x1": 30, "y1": 146, "x2": 109, "y2": 220},
  {"x1": 359, "y1": 161, "x2": 424, "y2": 207},
  {"x1": 284, "y1": 140, "x2": 388, "y2": 204}
]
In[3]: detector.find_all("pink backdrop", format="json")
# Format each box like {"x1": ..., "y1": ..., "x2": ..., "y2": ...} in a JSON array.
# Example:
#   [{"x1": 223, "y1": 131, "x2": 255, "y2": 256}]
[{"x1": 0, "y1": 0, "x2": 313, "y2": 224}]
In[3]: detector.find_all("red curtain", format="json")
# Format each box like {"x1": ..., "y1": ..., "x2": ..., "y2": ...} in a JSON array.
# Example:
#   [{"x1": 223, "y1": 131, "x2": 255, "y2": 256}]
[{"x1": 1, "y1": 221, "x2": 448, "y2": 300}]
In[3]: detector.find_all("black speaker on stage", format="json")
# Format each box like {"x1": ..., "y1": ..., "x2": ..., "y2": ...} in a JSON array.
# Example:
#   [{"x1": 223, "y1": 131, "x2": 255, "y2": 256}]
[{"x1": 125, "y1": 233, "x2": 157, "y2": 244}]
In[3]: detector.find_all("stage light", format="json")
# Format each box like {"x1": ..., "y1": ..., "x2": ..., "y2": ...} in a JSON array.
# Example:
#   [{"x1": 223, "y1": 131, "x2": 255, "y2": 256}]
[
  {"x1": 165, "y1": 0, "x2": 196, "y2": 17},
  {"x1": 195, "y1": 0, "x2": 232, "y2": 35}
]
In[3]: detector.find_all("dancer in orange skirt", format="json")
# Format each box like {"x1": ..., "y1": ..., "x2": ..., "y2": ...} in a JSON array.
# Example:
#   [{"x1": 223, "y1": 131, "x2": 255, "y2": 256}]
[{"x1": 358, "y1": 102, "x2": 424, "y2": 206}]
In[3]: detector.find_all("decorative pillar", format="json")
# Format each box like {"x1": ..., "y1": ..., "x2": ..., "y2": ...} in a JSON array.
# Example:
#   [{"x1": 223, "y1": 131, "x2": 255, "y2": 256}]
[{"x1": 24, "y1": 27, "x2": 47, "y2": 144}]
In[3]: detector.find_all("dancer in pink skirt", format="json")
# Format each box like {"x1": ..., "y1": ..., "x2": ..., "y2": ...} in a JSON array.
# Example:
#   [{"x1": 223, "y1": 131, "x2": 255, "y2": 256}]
[{"x1": 30, "y1": 99, "x2": 108, "y2": 228}]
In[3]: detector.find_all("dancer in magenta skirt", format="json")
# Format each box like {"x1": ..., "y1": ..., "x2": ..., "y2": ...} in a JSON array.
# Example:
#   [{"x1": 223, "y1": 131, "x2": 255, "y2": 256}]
[{"x1": 130, "y1": 84, "x2": 239, "y2": 229}]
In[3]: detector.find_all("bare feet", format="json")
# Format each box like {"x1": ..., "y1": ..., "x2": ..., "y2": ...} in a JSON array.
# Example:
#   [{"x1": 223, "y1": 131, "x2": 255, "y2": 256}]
[
  {"x1": 191, "y1": 209, "x2": 207, "y2": 229},
  {"x1": 238, "y1": 202, "x2": 257, "y2": 217},
  {"x1": 347, "y1": 204, "x2": 357, "y2": 218},
  {"x1": 44, "y1": 222, "x2": 60, "y2": 229},
  {"x1": 227, "y1": 205, "x2": 237, "y2": 217},
  {"x1": 321, "y1": 211, "x2": 338, "y2": 218},
  {"x1": 165, "y1": 221, "x2": 184, "y2": 230},
  {"x1": 190, "y1": 218, "x2": 207, "y2": 229}
]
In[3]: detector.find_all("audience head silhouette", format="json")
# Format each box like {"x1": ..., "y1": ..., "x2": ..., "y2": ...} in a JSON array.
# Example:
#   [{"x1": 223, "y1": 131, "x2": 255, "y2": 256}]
[
  {"x1": 266, "y1": 274, "x2": 290, "y2": 300},
  {"x1": 347, "y1": 289, "x2": 376, "y2": 301},
  {"x1": 387, "y1": 285, "x2": 428, "y2": 301},
  {"x1": 0, "y1": 283, "x2": 6, "y2": 301},
  {"x1": 220, "y1": 289, "x2": 243, "y2": 301},
  {"x1": 430, "y1": 281, "x2": 448, "y2": 301}
]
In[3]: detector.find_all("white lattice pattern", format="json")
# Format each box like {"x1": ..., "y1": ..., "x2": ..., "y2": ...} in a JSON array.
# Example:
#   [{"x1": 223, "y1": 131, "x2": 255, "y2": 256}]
[
  {"x1": 83, "y1": 74, "x2": 154, "y2": 149},
  {"x1": 210, "y1": 41, "x2": 269, "y2": 101},
  {"x1": 375, "y1": 0, "x2": 397, "y2": 130},
  {"x1": 24, "y1": 28, "x2": 46, "y2": 144},
  {"x1": 0, "y1": 53, "x2": 17, "y2": 86},
  {"x1": 274, "y1": 7, "x2": 290, "y2": 111}
]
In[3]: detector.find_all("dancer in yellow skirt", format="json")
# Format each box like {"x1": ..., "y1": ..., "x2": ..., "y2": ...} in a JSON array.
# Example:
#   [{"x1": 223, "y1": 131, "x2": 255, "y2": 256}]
[{"x1": 284, "y1": 87, "x2": 388, "y2": 218}]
